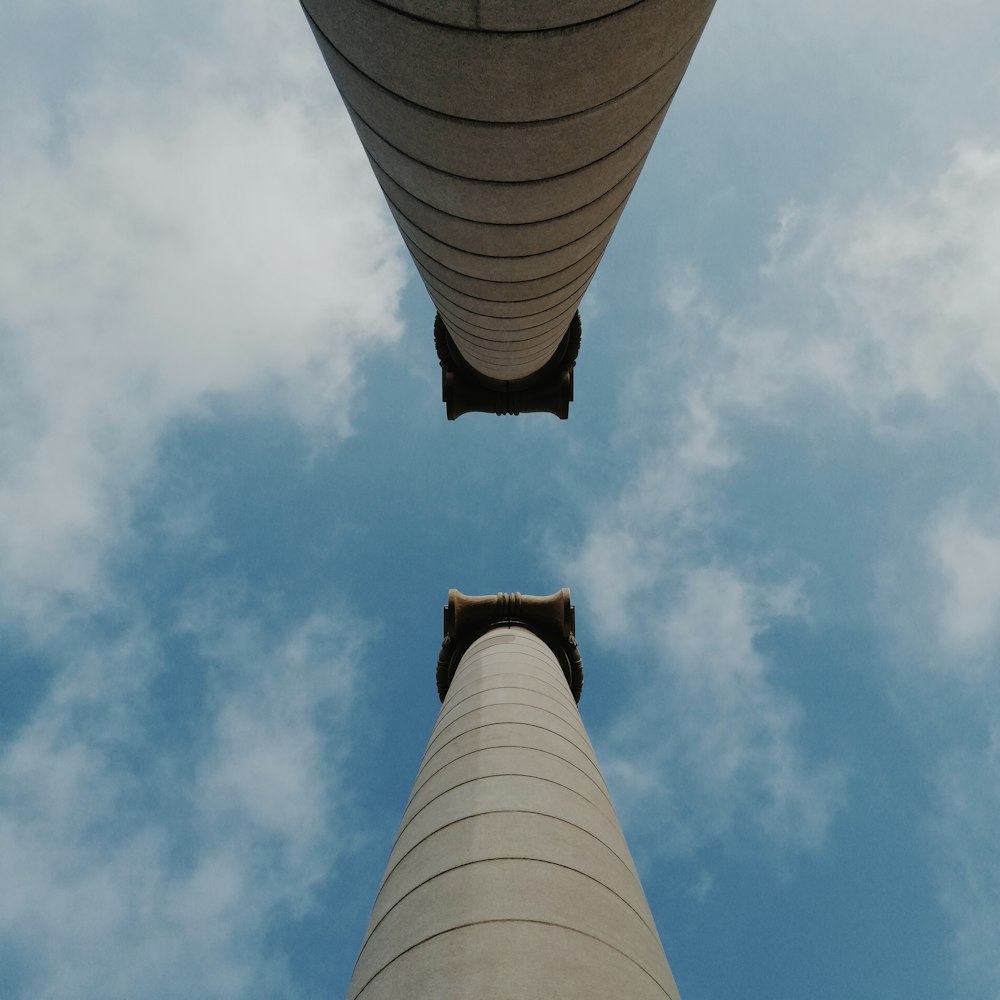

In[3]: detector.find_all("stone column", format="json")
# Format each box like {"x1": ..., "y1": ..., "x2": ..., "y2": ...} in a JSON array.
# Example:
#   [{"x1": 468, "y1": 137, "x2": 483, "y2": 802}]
[
  {"x1": 301, "y1": 0, "x2": 716, "y2": 417},
  {"x1": 344, "y1": 590, "x2": 681, "y2": 999}
]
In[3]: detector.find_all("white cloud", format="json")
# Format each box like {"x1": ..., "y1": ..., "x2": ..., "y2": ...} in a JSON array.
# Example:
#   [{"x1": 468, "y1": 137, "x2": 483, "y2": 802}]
[
  {"x1": 598, "y1": 566, "x2": 843, "y2": 857},
  {"x1": 179, "y1": 591, "x2": 360, "y2": 869},
  {"x1": 566, "y1": 527, "x2": 659, "y2": 636},
  {"x1": 0, "y1": 19, "x2": 390, "y2": 991},
  {"x1": 565, "y1": 278, "x2": 847, "y2": 858},
  {"x1": 931, "y1": 729, "x2": 1000, "y2": 997},
  {"x1": 744, "y1": 138, "x2": 1000, "y2": 995},
  {"x1": 0, "y1": 0, "x2": 407, "y2": 634},
  {"x1": 926, "y1": 502, "x2": 1000, "y2": 662},
  {"x1": 0, "y1": 592, "x2": 365, "y2": 1000},
  {"x1": 632, "y1": 138, "x2": 1000, "y2": 447},
  {"x1": 767, "y1": 142, "x2": 1000, "y2": 413}
]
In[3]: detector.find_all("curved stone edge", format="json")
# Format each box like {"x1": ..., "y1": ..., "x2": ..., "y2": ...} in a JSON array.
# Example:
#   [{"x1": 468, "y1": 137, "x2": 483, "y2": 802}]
[
  {"x1": 434, "y1": 312, "x2": 581, "y2": 419},
  {"x1": 437, "y1": 589, "x2": 584, "y2": 702}
]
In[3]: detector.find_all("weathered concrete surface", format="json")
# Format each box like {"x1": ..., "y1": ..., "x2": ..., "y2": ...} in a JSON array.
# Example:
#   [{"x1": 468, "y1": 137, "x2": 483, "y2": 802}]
[
  {"x1": 344, "y1": 624, "x2": 681, "y2": 999},
  {"x1": 302, "y1": 0, "x2": 715, "y2": 396}
]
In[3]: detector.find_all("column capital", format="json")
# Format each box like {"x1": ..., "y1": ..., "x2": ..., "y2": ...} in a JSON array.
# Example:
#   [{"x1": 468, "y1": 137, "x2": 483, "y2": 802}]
[
  {"x1": 435, "y1": 313, "x2": 581, "y2": 420},
  {"x1": 437, "y1": 589, "x2": 583, "y2": 702}
]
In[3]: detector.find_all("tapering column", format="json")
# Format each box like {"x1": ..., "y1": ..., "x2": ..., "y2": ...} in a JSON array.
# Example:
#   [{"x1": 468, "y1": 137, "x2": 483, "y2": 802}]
[
  {"x1": 344, "y1": 591, "x2": 681, "y2": 999},
  {"x1": 301, "y1": 1, "x2": 716, "y2": 417}
]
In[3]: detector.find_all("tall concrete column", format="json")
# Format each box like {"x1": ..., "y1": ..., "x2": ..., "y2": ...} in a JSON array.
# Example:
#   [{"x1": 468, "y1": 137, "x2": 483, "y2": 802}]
[
  {"x1": 344, "y1": 591, "x2": 681, "y2": 999},
  {"x1": 301, "y1": 1, "x2": 716, "y2": 417}
]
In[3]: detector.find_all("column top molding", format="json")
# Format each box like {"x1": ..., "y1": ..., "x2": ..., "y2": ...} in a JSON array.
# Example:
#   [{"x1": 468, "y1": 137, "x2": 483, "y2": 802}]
[
  {"x1": 435, "y1": 313, "x2": 581, "y2": 420},
  {"x1": 437, "y1": 589, "x2": 584, "y2": 702}
]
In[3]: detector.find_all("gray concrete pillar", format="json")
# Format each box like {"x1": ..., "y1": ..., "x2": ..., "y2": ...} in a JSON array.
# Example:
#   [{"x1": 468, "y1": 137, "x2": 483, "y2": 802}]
[
  {"x1": 344, "y1": 591, "x2": 681, "y2": 999},
  {"x1": 301, "y1": 0, "x2": 716, "y2": 416}
]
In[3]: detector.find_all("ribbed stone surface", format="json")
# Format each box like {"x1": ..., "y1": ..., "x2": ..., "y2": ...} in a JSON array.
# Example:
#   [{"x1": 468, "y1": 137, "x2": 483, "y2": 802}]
[
  {"x1": 344, "y1": 626, "x2": 680, "y2": 999},
  {"x1": 302, "y1": 0, "x2": 715, "y2": 384}
]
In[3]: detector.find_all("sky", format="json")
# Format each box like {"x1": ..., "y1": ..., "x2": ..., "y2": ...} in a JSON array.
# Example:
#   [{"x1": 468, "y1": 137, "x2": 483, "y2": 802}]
[{"x1": 1, "y1": 1, "x2": 999, "y2": 997}]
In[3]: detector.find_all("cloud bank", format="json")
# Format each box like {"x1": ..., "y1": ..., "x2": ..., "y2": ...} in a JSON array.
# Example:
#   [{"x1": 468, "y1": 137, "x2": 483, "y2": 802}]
[
  {"x1": 0, "y1": 0, "x2": 406, "y2": 633},
  {"x1": 0, "y1": 593, "x2": 365, "y2": 999},
  {"x1": 1, "y1": 2, "x2": 402, "y2": 995}
]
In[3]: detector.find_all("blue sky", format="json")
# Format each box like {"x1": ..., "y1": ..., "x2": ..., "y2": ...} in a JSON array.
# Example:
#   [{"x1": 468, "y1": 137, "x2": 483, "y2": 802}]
[{"x1": 2, "y1": 1, "x2": 1000, "y2": 997}]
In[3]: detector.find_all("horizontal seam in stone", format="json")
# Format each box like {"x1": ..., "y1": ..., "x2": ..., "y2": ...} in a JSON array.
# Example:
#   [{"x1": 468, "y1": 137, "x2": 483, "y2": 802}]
[
  {"x1": 436, "y1": 683, "x2": 581, "y2": 730},
  {"x1": 405, "y1": 743, "x2": 615, "y2": 815},
  {"x1": 427, "y1": 699, "x2": 591, "y2": 748},
  {"x1": 401, "y1": 207, "x2": 613, "y2": 296},
  {"x1": 374, "y1": 808, "x2": 639, "y2": 925},
  {"x1": 445, "y1": 667, "x2": 575, "y2": 704},
  {"x1": 428, "y1": 274, "x2": 583, "y2": 332},
  {"x1": 324, "y1": 0, "x2": 650, "y2": 40},
  {"x1": 395, "y1": 770, "x2": 616, "y2": 843},
  {"x1": 419, "y1": 255, "x2": 599, "y2": 306},
  {"x1": 415, "y1": 724, "x2": 599, "y2": 793},
  {"x1": 345, "y1": 88, "x2": 669, "y2": 189},
  {"x1": 426, "y1": 272, "x2": 589, "y2": 323},
  {"x1": 307, "y1": 3, "x2": 693, "y2": 128},
  {"x1": 445, "y1": 327, "x2": 566, "y2": 366},
  {"x1": 358, "y1": 855, "x2": 661, "y2": 961},
  {"x1": 412, "y1": 238, "x2": 600, "y2": 290},
  {"x1": 431, "y1": 669, "x2": 582, "y2": 728},
  {"x1": 385, "y1": 185, "x2": 629, "y2": 263},
  {"x1": 410, "y1": 740, "x2": 608, "y2": 805},
  {"x1": 442, "y1": 678, "x2": 574, "y2": 711},
  {"x1": 445, "y1": 670, "x2": 572, "y2": 702},
  {"x1": 349, "y1": 916, "x2": 674, "y2": 1000},
  {"x1": 373, "y1": 151, "x2": 648, "y2": 236},
  {"x1": 406, "y1": 230, "x2": 604, "y2": 287},
  {"x1": 443, "y1": 672, "x2": 576, "y2": 707},
  {"x1": 438, "y1": 310, "x2": 575, "y2": 348},
  {"x1": 426, "y1": 704, "x2": 593, "y2": 755},
  {"x1": 414, "y1": 720, "x2": 599, "y2": 783},
  {"x1": 436, "y1": 299, "x2": 575, "y2": 339}
]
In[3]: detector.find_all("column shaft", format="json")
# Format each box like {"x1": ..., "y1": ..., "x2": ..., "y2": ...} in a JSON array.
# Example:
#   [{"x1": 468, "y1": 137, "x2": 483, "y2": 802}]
[
  {"x1": 345, "y1": 625, "x2": 680, "y2": 999},
  {"x1": 302, "y1": 0, "x2": 715, "y2": 387}
]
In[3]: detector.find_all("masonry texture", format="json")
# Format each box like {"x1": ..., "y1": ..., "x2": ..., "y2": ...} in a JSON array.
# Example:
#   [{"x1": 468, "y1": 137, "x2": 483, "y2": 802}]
[
  {"x1": 302, "y1": 0, "x2": 715, "y2": 413},
  {"x1": 344, "y1": 593, "x2": 680, "y2": 999}
]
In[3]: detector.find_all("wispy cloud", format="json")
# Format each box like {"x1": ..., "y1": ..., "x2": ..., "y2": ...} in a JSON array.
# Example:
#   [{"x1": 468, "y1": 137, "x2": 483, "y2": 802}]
[
  {"x1": 755, "y1": 136, "x2": 1000, "y2": 996},
  {"x1": 0, "y1": 588, "x2": 366, "y2": 999},
  {"x1": 564, "y1": 383, "x2": 844, "y2": 856},
  {"x1": 764, "y1": 142, "x2": 1000, "y2": 414},
  {"x1": 924, "y1": 501, "x2": 1000, "y2": 665},
  {"x1": 0, "y1": 0, "x2": 406, "y2": 634},
  {"x1": 0, "y1": 4, "x2": 400, "y2": 995},
  {"x1": 564, "y1": 137, "x2": 1000, "y2": 878},
  {"x1": 931, "y1": 730, "x2": 1000, "y2": 998},
  {"x1": 598, "y1": 566, "x2": 843, "y2": 856}
]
